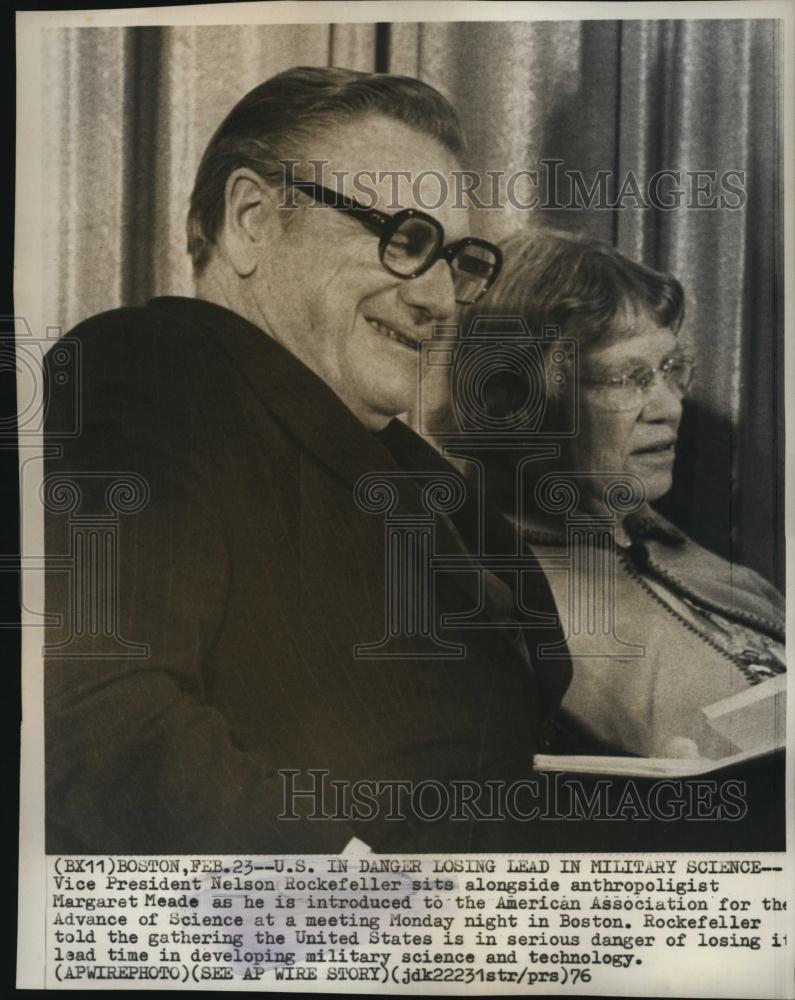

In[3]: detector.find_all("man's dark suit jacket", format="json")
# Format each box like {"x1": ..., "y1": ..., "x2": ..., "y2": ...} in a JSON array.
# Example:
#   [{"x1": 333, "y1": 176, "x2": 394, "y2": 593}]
[{"x1": 44, "y1": 296, "x2": 571, "y2": 854}]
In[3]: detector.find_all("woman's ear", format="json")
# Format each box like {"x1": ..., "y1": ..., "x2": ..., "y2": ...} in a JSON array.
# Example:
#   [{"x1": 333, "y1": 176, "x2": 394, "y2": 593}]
[{"x1": 220, "y1": 168, "x2": 281, "y2": 277}]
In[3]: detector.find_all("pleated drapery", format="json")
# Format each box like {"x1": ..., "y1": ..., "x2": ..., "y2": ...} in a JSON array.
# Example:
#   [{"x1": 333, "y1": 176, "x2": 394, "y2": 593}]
[{"x1": 40, "y1": 19, "x2": 783, "y2": 585}]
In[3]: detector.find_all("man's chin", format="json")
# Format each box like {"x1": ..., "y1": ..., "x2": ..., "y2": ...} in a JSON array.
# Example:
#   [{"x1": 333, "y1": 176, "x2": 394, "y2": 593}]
[
  {"x1": 356, "y1": 392, "x2": 416, "y2": 431},
  {"x1": 370, "y1": 384, "x2": 418, "y2": 425}
]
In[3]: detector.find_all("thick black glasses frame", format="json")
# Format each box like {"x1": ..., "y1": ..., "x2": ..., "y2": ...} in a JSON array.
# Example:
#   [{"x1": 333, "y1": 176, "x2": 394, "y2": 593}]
[{"x1": 287, "y1": 178, "x2": 502, "y2": 301}]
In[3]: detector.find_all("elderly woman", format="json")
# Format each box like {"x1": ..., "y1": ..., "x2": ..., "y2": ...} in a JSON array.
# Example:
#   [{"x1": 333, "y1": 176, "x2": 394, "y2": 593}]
[{"x1": 464, "y1": 228, "x2": 784, "y2": 762}]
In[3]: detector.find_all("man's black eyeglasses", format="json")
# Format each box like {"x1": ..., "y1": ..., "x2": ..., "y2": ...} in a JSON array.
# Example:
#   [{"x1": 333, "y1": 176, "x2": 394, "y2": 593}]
[{"x1": 286, "y1": 178, "x2": 502, "y2": 305}]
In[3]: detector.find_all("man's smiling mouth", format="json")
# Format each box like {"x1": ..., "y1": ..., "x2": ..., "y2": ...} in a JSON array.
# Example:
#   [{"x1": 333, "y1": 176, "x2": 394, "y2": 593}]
[{"x1": 366, "y1": 317, "x2": 420, "y2": 352}]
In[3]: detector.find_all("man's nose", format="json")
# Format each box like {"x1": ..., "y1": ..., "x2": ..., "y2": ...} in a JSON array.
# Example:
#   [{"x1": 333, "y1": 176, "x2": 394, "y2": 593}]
[
  {"x1": 641, "y1": 373, "x2": 684, "y2": 422},
  {"x1": 398, "y1": 258, "x2": 457, "y2": 323}
]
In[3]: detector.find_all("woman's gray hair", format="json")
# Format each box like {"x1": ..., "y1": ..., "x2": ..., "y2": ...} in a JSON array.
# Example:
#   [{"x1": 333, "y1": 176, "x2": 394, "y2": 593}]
[{"x1": 470, "y1": 227, "x2": 685, "y2": 346}]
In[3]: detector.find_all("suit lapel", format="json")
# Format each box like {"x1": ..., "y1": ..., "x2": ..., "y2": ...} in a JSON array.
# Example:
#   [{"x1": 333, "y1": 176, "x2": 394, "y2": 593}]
[
  {"x1": 148, "y1": 297, "x2": 568, "y2": 681},
  {"x1": 149, "y1": 297, "x2": 476, "y2": 580},
  {"x1": 376, "y1": 418, "x2": 573, "y2": 709},
  {"x1": 149, "y1": 298, "x2": 407, "y2": 488}
]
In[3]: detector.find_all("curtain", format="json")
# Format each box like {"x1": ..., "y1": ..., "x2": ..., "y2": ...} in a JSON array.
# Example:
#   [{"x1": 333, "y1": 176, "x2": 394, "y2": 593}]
[{"x1": 39, "y1": 19, "x2": 783, "y2": 586}]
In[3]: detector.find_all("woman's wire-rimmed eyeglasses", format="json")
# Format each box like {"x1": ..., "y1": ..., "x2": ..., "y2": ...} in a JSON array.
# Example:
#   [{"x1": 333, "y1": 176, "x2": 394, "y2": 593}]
[
  {"x1": 285, "y1": 178, "x2": 502, "y2": 305},
  {"x1": 580, "y1": 354, "x2": 695, "y2": 411}
]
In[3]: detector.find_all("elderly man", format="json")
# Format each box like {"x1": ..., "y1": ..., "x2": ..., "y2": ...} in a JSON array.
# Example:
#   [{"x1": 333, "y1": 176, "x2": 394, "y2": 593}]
[{"x1": 44, "y1": 66, "x2": 569, "y2": 854}]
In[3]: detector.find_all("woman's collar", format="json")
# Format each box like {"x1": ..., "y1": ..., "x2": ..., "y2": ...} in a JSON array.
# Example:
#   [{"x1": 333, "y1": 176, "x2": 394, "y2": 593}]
[{"x1": 517, "y1": 502, "x2": 687, "y2": 548}]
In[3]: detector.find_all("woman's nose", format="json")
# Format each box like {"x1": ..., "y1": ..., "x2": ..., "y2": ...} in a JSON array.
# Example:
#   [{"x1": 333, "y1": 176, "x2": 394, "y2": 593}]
[{"x1": 641, "y1": 373, "x2": 684, "y2": 422}]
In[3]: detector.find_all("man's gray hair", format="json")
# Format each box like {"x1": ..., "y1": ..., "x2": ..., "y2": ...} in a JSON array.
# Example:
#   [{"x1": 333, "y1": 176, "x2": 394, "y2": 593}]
[{"x1": 187, "y1": 65, "x2": 466, "y2": 275}]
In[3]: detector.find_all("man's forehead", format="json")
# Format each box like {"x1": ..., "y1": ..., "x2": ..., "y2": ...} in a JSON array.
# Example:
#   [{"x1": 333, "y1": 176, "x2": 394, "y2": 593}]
[
  {"x1": 298, "y1": 114, "x2": 459, "y2": 174},
  {"x1": 294, "y1": 114, "x2": 470, "y2": 231}
]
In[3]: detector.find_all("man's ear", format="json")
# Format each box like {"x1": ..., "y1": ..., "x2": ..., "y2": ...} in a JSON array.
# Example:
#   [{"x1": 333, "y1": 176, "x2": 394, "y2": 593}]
[{"x1": 220, "y1": 168, "x2": 281, "y2": 277}]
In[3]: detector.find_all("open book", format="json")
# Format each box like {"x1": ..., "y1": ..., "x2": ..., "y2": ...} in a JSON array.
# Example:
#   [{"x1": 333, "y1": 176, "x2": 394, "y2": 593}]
[{"x1": 533, "y1": 674, "x2": 785, "y2": 778}]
